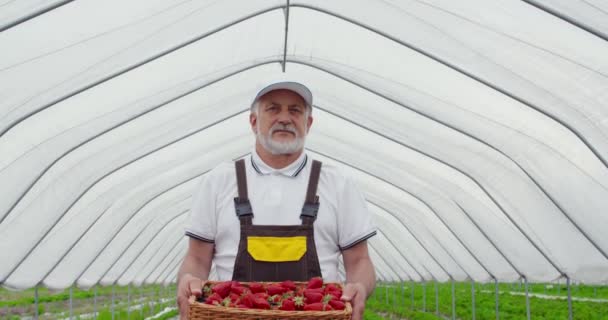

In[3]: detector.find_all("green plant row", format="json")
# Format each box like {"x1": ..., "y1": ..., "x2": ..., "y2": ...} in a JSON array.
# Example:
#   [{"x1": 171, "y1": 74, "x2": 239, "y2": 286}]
[
  {"x1": 370, "y1": 282, "x2": 608, "y2": 320},
  {"x1": 0, "y1": 284, "x2": 176, "y2": 308}
]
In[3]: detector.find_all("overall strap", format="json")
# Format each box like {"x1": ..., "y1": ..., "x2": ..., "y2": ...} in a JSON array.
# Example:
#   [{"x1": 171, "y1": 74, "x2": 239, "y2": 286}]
[
  {"x1": 234, "y1": 159, "x2": 253, "y2": 225},
  {"x1": 301, "y1": 160, "x2": 322, "y2": 226}
]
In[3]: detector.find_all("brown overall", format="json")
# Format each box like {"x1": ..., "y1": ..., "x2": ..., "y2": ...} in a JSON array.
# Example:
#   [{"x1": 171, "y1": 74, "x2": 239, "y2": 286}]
[{"x1": 231, "y1": 158, "x2": 323, "y2": 282}]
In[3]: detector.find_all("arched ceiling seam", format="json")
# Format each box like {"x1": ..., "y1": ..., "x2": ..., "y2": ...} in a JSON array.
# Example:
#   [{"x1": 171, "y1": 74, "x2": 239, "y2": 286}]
[
  {"x1": 308, "y1": 67, "x2": 608, "y2": 262},
  {"x1": 281, "y1": 0, "x2": 290, "y2": 72},
  {"x1": 368, "y1": 245, "x2": 399, "y2": 281},
  {"x1": 374, "y1": 230, "x2": 425, "y2": 280},
  {"x1": 0, "y1": 0, "x2": 75, "y2": 32},
  {"x1": 144, "y1": 240, "x2": 187, "y2": 285},
  {"x1": 18, "y1": 205, "x2": 111, "y2": 287},
  {"x1": 117, "y1": 220, "x2": 186, "y2": 286},
  {"x1": 308, "y1": 148, "x2": 459, "y2": 280},
  {"x1": 307, "y1": 147, "x2": 562, "y2": 280},
  {"x1": 289, "y1": 4, "x2": 608, "y2": 169},
  {"x1": 401, "y1": 1, "x2": 608, "y2": 77},
  {"x1": 368, "y1": 241, "x2": 405, "y2": 282},
  {"x1": 0, "y1": 0, "x2": 235, "y2": 74},
  {"x1": 78, "y1": 209, "x2": 187, "y2": 288},
  {"x1": 369, "y1": 199, "x2": 488, "y2": 281},
  {"x1": 96, "y1": 200, "x2": 194, "y2": 284},
  {"x1": 519, "y1": 0, "x2": 608, "y2": 42},
  {"x1": 0, "y1": 61, "x2": 275, "y2": 224},
  {"x1": 374, "y1": 230, "x2": 423, "y2": 281},
  {"x1": 4, "y1": 4, "x2": 606, "y2": 176},
  {"x1": 158, "y1": 249, "x2": 186, "y2": 286},
  {"x1": 0, "y1": 5, "x2": 285, "y2": 137},
  {"x1": 30, "y1": 193, "x2": 192, "y2": 288},
  {"x1": 1, "y1": 108, "x2": 243, "y2": 283},
  {"x1": 312, "y1": 104, "x2": 541, "y2": 277}
]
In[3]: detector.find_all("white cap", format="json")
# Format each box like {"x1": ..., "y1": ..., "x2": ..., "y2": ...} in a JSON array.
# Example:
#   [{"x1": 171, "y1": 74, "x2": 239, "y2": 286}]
[{"x1": 251, "y1": 81, "x2": 313, "y2": 108}]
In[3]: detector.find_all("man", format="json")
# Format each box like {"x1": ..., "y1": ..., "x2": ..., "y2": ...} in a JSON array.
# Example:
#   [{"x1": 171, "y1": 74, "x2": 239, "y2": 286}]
[{"x1": 176, "y1": 80, "x2": 376, "y2": 320}]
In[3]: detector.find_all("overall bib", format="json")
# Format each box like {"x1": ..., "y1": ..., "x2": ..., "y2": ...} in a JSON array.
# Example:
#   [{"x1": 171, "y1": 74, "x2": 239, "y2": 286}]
[{"x1": 231, "y1": 158, "x2": 323, "y2": 282}]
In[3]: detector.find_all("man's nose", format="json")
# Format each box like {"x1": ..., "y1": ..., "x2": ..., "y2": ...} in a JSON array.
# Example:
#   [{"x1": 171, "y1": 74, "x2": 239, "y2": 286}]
[{"x1": 277, "y1": 110, "x2": 292, "y2": 124}]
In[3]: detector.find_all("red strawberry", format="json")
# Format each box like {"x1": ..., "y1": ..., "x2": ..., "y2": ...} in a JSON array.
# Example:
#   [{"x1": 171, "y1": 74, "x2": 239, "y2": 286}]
[
  {"x1": 253, "y1": 297, "x2": 271, "y2": 309},
  {"x1": 212, "y1": 281, "x2": 232, "y2": 298},
  {"x1": 304, "y1": 302, "x2": 333, "y2": 311},
  {"x1": 324, "y1": 283, "x2": 340, "y2": 291},
  {"x1": 293, "y1": 296, "x2": 305, "y2": 310},
  {"x1": 307, "y1": 277, "x2": 323, "y2": 289},
  {"x1": 268, "y1": 294, "x2": 281, "y2": 304},
  {"x1": 322, "y1": 293, "x2": 339, "y2": 303},
  {"x1": 329, "y1": 299, "x2": 346, "y2": 310},
  {"x1": 267, "y1": 284, "x2": 287, "y2": 296},
  {"x1": 324, "y1": 290, "x2": 340, "y2": 300},
  {"x1": 304, "y1": 291, "x2": 323, "y2": 303},
  {"x1": 280, "y1": 280, "x2": 297, "y2": 291},
  {"x1": 239, "y1": 293, "x2": 254, "y2": 308},
  {"x1": 249, "y1": 282, "x2": 265, "y2": 293},
  {"x1": 204, "y1": 292, "x2": 223, "y2": 305},
  {"x1": 279, "y1": 298, "x2": 296, "y2": 311},
  {"x1": 254, "y1": 292, "x2": 269, "y2": 300},
  {"x1": 231, "y1": 285, "x2": 248, "y2": 295}
]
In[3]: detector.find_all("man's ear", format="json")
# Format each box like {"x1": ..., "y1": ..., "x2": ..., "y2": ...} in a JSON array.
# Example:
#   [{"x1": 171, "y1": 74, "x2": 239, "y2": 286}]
[
  {"x1": 306, "y1": 115, "x2": 313, "y2": 133},
  {"x1": 250, "y1": 112, "x2": 258, "y2": 134}
]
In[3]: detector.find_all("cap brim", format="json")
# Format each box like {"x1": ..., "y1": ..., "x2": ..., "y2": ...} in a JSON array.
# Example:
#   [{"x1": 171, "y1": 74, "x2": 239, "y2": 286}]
[{"x1": 252, "y1": 81, "x2": 313, "y2": 108}]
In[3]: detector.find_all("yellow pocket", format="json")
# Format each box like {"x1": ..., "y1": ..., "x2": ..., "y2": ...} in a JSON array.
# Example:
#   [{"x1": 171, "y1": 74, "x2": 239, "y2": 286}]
[{"x1": 247, "y1": 236, "x2": 307, "y2": 262}]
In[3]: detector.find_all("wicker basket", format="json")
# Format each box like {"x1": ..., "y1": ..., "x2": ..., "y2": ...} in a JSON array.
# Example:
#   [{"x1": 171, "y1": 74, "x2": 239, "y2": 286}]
[{"x1": 189, "y1": 281, "x2": 352, "y2": 320}]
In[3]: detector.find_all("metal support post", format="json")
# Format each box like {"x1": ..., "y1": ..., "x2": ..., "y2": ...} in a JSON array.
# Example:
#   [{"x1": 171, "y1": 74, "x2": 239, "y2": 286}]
[
  {"x1": 525, "y1": 277, "x2": 530, "y2": 320},
  {"x1": 567, "y1": 276, "x2": 573, "y2": 320},
  {"x1": 69, "y1": 286, "x2": 73, "y2": 320},
  {"x1": 111, "y1": 285, "x2": 115, "y2": 320},
  {"x1": 451, "y1": 280, "x2": 456, "y2": 320},
  {"x1": 495, "y1": 278, "x2": 500, "y2": 320},
  {"x1": 435, "y1": 281, "x2": 439, "y2": 316},
  {"x1": 422, "y1": 280, "x2": 426, "y2": 312},
  {"x1": 128, "y1": 284, "x2": 131, "y2": 319},
  {"x1": 94, "y1": 285, "x2": 97, "y2": 320},
  {"x1": 594, "y1": 286, "x2": 597, "y2": 297},
  {"x1": 140, "y1": 287, "x2": 144, "y2": 318},
  {"x1": 471, "y1": 280, "x2": 476, "y2": 320},
  {"x1": 34, "y1": 286, "x2": 39, "y2": 319},
  {"x1": 411, "y1": 281, "x2": 415, "y2": 310},
  {"x1": 385, "y1": 284, "x2": 389, "y2": 306}
]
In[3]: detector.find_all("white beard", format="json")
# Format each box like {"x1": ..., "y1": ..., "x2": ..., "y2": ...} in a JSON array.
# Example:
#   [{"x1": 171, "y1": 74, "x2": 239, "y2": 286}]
[{"x1": 257, "y1": 123, "x2": 306, "y2": 155}]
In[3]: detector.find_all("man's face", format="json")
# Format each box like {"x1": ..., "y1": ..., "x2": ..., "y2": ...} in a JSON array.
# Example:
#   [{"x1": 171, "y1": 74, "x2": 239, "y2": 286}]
[{"x1": 250, "y1": 89, "x2": 313, "y2": 155}]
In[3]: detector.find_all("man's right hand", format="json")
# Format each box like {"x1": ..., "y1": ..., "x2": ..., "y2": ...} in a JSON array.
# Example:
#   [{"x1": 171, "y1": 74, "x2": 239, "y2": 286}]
[{"x1": 177, "y1": 273, "x2": 203, "y2": 320}]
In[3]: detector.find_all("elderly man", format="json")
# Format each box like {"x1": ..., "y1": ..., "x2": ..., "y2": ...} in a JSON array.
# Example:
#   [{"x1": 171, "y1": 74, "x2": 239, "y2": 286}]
[{"x1": 176, "y1": 80, "x2": 376, "y2": 320}]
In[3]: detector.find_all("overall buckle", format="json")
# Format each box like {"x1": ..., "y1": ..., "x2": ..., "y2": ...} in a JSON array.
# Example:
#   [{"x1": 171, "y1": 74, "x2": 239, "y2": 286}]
[{"x1": 234, "y1": 198, "x2": 253, "y2": 217}]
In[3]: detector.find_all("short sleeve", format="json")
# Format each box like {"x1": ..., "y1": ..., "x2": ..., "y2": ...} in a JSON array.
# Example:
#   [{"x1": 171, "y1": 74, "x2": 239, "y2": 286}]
[
  {"x1": 185, "y1": 174, "x2": 217, "y2": 243},
  {"x1": 337, "y1": 174, "x2": 377, "y2": 250}
]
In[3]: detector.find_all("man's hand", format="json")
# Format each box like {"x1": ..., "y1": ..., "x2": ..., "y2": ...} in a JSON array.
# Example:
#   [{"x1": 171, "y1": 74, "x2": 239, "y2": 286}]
[
  {"x1": 341, "y1": 282, "x2": 367, "y2": 320},
  {"x1": 177, "y1": 273, "x2": 203, "y2": 320}
]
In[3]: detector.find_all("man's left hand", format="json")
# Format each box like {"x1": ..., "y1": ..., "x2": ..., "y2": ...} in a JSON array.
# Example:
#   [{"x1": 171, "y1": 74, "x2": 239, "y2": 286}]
[{"x1": 340, "y1": 282, "x2": 367, "y2": 320}]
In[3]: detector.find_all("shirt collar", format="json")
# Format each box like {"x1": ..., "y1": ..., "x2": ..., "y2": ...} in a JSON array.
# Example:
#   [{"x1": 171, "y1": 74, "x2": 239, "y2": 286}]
[{"x1": 250, "y1": 149, "x2": 308, "y2": 177}]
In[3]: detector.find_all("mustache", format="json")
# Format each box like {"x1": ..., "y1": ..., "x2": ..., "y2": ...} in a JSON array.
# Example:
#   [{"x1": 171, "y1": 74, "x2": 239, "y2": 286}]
[{"x1": 269, "y1": 124, "x2": 297, "y2": 135}]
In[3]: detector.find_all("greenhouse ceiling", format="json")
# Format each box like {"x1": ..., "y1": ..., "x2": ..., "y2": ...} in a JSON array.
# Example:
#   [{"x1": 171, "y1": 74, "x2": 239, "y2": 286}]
[{"x1": 0, "y1": 0, "x2": 607, "y2": 291}]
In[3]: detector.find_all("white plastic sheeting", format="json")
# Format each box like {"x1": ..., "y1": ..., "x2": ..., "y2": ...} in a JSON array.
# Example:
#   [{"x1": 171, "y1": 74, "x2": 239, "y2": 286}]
[{"x1": 0, "y1": 0, "x2": 607, "y2": 290}]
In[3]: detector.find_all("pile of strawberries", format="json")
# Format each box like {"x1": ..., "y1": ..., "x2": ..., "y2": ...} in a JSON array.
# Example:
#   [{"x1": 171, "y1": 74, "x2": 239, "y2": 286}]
[{"x1": 199, "y1": 277, "x2": 346, "y2": 311}]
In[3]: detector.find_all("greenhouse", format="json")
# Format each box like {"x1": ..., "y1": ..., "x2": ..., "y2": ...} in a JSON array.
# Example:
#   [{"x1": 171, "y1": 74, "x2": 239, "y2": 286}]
[{"x1": 1, "y1": 0, "x2": 607, "y2": 319}]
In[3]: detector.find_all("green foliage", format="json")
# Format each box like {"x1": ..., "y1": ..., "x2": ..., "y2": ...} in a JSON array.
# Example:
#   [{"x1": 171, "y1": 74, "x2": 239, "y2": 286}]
[{"x1": 369, "y1": 282, "x2": 608, "y2": 320}]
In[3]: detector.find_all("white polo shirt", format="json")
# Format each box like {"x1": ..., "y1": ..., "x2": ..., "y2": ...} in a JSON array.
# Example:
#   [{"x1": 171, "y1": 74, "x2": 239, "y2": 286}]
[{"x1": 185, "y1": 150, "x2": 376, "y2": 281}]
